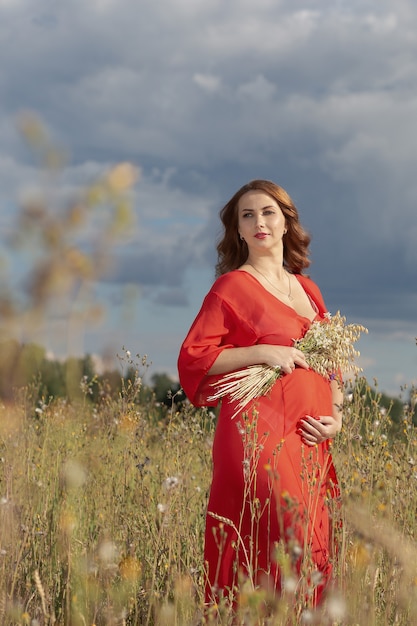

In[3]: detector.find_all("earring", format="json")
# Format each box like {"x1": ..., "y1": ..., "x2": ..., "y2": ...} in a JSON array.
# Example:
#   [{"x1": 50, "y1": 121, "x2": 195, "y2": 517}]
[
  {"x1": 283, "y1": 228, "x2": 287, "y2": 234},
  {"x1": 240, "y1": 234, "x2": 245, "y2": 241}
]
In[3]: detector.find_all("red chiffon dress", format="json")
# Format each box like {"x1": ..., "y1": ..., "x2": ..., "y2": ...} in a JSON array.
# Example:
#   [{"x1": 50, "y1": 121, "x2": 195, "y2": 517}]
[{"x1": 178, "y1": 270, "x2": 340, "y2": 605}]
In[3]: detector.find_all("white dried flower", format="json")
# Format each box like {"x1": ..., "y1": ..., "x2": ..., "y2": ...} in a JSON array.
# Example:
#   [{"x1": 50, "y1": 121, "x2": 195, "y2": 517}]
[
  {"x1": 291, "y1": 543, "x2": 303, "y2": 558},
  {"x1": 282, "y1": 576, "x2": 298, "y2": 593},
  {"x1": 311, "y1": 570, "x2": 323, "y2": 586},
  {"x1": 242, "y1": 459, "x2": 250, "y2": 481},
  {"x1": 326, "y1": 591, "x2": 347, "y2": 621},
  {"x1": 62, "y1": 460, "x2": 87, "y2": 490},
  {"x1": 300, "y1": 609, "x2": 314, "y2": 624},
  {"x1": 98, "y1": 540, "x2": 119, "y2": 564},
  {"x1": 163, "y1": 476, "x2": 179, "y2": 490}
]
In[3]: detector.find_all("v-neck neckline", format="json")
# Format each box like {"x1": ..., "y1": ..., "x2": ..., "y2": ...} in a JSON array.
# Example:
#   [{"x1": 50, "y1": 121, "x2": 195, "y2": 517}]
[{"x1": 236, "y1": 269, "x2": 319, "y2": 323}]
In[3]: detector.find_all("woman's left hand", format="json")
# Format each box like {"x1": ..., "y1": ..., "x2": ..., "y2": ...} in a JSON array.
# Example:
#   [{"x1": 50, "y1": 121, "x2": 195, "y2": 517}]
[{"x1": 298, "y1": 414, "x2": 342, "y2": 446}]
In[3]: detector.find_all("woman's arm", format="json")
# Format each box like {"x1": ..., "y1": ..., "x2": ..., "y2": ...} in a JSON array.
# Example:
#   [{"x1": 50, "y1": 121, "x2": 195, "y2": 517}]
[{"x1": 207, "y1": 344, "x2": 310, "y2": 376}]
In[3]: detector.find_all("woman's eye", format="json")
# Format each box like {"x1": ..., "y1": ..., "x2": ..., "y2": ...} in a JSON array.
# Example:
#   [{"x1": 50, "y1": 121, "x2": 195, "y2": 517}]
[{"x1": 242, "y1": 212, "x2": 252, "y2": 218}]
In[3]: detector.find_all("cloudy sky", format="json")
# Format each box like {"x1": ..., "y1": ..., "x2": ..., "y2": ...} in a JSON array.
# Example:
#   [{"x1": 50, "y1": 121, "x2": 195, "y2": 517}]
[{"x1": 1, "y1": 0, "x2": 416, "y2": 396}]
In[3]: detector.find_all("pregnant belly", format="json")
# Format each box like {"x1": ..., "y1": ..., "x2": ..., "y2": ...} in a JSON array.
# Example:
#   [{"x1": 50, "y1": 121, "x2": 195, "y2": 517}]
[
  {"x1": 282, "y1": 369, "x2": 333, "y2": 433},
  {"x1": 256, "y1": 368, "x2": 333, "y2": 436}
]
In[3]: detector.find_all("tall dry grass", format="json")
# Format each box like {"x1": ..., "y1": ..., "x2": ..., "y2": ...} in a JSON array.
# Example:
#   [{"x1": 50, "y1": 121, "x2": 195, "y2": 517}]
[
  {"x1": 0, "y1": 371, "x2": 416, "y2": 625},
  {"x1": 0, "y1": 365, "x2": 211, "y2": 625}
]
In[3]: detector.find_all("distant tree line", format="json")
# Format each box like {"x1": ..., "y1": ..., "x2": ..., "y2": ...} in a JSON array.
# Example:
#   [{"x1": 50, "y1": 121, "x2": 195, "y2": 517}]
[
  {"x1": 0, "y1": 339, "x2": 182, "y2": 407},
  {"x1": 0, "y1": 339, "x2": 414, "y2": 429}
]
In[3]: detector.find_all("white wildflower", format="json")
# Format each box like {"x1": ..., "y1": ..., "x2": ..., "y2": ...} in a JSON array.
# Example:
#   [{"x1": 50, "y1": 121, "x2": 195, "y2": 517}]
[
  {"x1": 282, "y1": 576, "x2": 298, "y2": 593},
  {"x1": 326, "y1": 591, "x2": 347, "y2": 621},
  {"x1": 163, "y1": 476, "x2": 179, "y2": 491},
  {"x1": 61, "y1": 460, "x2": 87, "y2": 490},
  {"x1": 311, "y1": 570, "x2": 323, "y2": 586},
  {"x1": 242, "y1": 459, "x2": 250, "y2": 481},
  {"x1": 98, "y1": 540, "x2": 119, "y2": 564},
  {"x1": 300, "y1": 609, "x2": 314, "y2": 624},
  {"x1": 291, "y1": 543, "x2": 303, "y2": 558}
]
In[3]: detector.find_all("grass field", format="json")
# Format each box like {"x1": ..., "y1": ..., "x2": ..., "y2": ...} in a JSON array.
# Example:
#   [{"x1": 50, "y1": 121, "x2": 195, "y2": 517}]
[{"x1": 0, "y1": 361, "x2": 416, "y2": 626}]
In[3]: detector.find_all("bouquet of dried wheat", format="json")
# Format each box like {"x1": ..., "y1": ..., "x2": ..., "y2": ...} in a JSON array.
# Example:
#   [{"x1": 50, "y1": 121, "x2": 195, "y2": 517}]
[{"x1": 207, "y1": 311, "x2": 368, "y2": 418}]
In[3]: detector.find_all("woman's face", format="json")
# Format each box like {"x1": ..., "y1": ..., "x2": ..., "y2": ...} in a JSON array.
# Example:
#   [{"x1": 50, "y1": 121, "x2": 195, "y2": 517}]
[{"x1": 237, "y1": 190, "x2": 286, "y2": 253}]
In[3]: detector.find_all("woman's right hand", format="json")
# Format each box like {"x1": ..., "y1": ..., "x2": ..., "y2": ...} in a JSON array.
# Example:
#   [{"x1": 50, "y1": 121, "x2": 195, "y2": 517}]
[
  {"x1": 208, "y1": 343, "x2": 309, "y2": 376},
  {"x1": 259, "y1": 345, "x2": 309, "y2": 375}
]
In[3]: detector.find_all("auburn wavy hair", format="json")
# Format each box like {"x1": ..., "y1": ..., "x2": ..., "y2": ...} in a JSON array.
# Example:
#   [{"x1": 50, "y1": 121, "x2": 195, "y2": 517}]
[{"x1": 215, "y1": 180, "x2": 311, "y2": 277}]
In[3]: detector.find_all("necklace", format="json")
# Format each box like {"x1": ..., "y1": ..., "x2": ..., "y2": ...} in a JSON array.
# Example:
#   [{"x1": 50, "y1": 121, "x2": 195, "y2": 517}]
[{"x1": 249, "y1": 264, "x2": 294, "y2": 301}]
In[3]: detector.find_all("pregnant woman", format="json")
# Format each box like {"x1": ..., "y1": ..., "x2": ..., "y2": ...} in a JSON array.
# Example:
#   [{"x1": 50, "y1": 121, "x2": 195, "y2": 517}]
[{"x1": 178, "y1": 179, "x2": 343, "y2": 609}]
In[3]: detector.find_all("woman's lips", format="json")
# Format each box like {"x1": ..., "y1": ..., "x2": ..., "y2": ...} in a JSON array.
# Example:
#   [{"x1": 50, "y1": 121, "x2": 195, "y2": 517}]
[{"x1": 254, "y1": 232, "x2": 268, "y2": 239}]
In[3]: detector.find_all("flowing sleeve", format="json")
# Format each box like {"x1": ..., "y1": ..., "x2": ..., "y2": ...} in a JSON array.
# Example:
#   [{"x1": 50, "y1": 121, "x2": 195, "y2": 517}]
[{"x1": 178, "y1": 287, "x2": 256, "y2": 407}]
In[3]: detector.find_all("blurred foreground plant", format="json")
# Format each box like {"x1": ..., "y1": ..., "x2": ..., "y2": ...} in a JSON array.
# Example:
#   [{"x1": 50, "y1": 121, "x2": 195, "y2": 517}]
[{"x1": 0, "y1": 112, "x2": 139, "y2": 364}]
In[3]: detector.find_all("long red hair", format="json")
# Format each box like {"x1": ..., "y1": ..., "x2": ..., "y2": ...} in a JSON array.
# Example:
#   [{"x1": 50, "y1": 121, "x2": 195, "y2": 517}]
[{"x1": 215, "y1": 180, "x2": 311, "y2": 277}]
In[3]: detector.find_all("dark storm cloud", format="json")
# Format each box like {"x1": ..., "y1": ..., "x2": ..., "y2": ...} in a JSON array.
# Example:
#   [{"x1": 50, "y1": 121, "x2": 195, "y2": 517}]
[
  {"x1": 1, "y1": 0, "x2": 416, "y2": 335},
  {"x1": 107, "y1": 244, "x2": 192, "y2": 289}
]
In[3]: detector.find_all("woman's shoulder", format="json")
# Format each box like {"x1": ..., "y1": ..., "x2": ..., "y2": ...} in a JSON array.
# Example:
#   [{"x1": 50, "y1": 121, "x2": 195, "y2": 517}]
[
  {"x1": 209, "y1": 270, "x2": 254, "y2": 296},
  {"x1": 209, "y1": 269, "x2": 252, "y2": 289},
  {"x1": 203, "y1": 270, "x2": 254, "y2": 303}
]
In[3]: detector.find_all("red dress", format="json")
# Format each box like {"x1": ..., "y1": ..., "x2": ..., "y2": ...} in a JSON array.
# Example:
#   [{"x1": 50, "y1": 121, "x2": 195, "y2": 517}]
[{"x1": 178, "y1": 270, "x2": 340, "y2": 605}]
